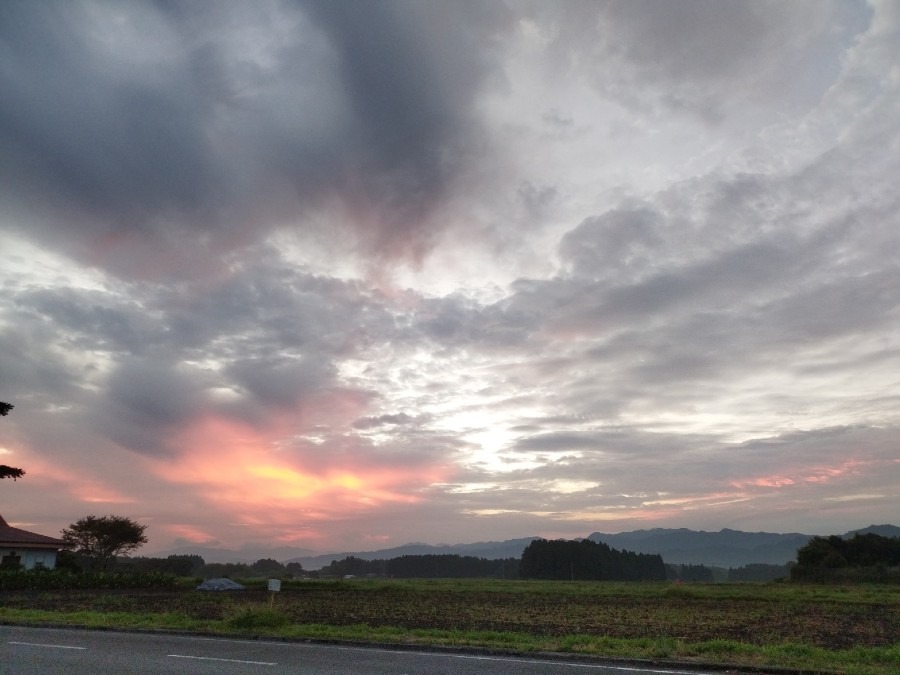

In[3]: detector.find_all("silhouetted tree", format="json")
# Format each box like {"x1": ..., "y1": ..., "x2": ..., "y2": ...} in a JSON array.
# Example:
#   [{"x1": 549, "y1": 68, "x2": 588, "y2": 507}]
[
  {"x1": 61, "y1": 515, "x2": 149, "y2": 571},
  {"x1": 520, "y1": 539, "x2": 666, "y2": 581},
  {"x1": 198, "y1": 562, "x2": 252, "y2": 579},
  {"x1": 385, "y1": 554, "x2": 518, "y2": 579},
  {"x1": 319, "y1": 556, "x2": 380, "y2": 577},
  {"x1": 0, "y1": 402, "x2": 25, "y2": 481},
  {"x1": 792, "y1": 533, "x2": 900, "y2": 582},
  {"x1": 666, "y1": 564, "x2": 715, "y2": 582},
  {"x1": 728, "y1": 563, "x2": 793, "y2": 582},
  {"x1": 315, "y1": 554, "x2": 520, "y2": 579},
  {"x1": 250, "y1": 558, "x2": 285, "y2": 576},
  {"x1": 284, "y1": 562, "x2": 306, "y2": 577},
  {"x1": 164, "y1": 554, "x2": 205, "y2": 577},
  {"x1": 120, "y1": 554, "x2": 205, "y2": 576}
]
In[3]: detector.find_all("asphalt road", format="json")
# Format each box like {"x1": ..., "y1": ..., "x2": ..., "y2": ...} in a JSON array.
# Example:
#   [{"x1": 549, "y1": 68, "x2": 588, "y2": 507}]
[{"x1": 0, "y1": 626, "x2": 721, "y2": 674}]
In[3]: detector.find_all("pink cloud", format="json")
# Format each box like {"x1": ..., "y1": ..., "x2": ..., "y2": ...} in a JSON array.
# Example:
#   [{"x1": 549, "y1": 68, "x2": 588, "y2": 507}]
[
  {"x1": 730, "y1": 459, "x2": 866, "y2": 490},
  {"x1": 165, "y1": 524, "x2": 218, "y2": 544},
  {"x1": 147, "y1": 414, "x2": 454, "y2": 546}
]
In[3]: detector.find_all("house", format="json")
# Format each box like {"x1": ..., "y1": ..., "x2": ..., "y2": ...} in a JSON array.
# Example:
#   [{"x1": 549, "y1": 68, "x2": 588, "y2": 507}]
[{"x1": 0, "y1": 513, "x2": 68, "y2": 570}]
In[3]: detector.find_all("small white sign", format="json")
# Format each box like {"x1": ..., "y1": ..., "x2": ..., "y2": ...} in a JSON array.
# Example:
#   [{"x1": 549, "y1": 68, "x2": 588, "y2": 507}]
[{"x1": 267, "y1": 578, "x2": 281, "y2": 592}]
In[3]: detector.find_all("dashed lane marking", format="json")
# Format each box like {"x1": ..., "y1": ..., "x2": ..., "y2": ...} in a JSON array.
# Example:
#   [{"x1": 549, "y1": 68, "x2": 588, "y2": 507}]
[{"x1": 168, "y1": 654, "x2": 277, "y2": 666}]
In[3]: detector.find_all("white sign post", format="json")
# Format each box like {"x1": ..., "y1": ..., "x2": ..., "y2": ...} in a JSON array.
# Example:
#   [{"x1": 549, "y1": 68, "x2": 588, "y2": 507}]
[{"x1": 268, "y1": 578, "x2": 281, "y2": 608}]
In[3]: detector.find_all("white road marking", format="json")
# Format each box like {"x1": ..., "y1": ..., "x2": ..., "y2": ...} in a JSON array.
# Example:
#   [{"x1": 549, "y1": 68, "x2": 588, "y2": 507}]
[
  {"x1": 435, "y1": 653, "x2": 707, "y2": 673},
  {"x1": 447, "y1": 655, "x2": 706, "y2": 673},
  {"x1": 7, "y1": 632, "x2": 704, "y2": 673},
  {"x1": 318, "y1": 643, "x2": 711, "y2": 673},
  {"x1": 168, "y1": 654, "x2": 277, "y2": 666},
  {"x1": 9, "y1": 641, "x2": 87, "y2": 650}
]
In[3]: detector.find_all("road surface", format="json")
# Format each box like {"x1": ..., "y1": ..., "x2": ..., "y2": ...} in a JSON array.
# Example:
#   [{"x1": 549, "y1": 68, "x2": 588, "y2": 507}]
[{"x1": 1, "y1": 626, "x2": 725, "y2": 674}]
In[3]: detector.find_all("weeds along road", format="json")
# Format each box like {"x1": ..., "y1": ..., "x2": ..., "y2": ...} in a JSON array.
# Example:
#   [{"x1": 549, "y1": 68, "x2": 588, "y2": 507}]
[{"x1": 1, "y1": 626, "x2": 729, "y2": 675}]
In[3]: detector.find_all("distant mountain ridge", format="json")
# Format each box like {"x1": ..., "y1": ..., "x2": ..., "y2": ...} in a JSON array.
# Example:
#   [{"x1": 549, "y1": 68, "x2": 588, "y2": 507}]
[
  {"x1": 846, "y1": 524, "x2": 900, "y2": 538},
  {"x1": 283, "y1": 537, "x2": 539, "y2": 571},
  {"x1": 586, "y1": 528, "x2": 812, "y2": 566},
  {"x1": 587, "y1": 525, "x2": 900, "y2": 566},
  {"x1": 150, "y1": 525, "x2": 899, "y2": 569}
]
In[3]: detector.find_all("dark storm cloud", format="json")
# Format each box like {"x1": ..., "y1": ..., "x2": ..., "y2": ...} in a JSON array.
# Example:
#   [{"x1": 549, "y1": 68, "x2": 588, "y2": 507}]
[
  {"x1": 0, "y1": 3, "x2": 219, "y2": 222},
  {"x1": 299, "y1": 1, "x2": 510, "y2": 252},
  {"x1": 0, "y1": 1, "x2": 510, "y2": 276}
]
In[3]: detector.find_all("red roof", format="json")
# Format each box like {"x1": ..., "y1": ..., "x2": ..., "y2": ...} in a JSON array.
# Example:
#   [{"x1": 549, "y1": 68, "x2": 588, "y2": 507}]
[{"x1": 0, "y1": 514, "x2": 67, "y2": 548}]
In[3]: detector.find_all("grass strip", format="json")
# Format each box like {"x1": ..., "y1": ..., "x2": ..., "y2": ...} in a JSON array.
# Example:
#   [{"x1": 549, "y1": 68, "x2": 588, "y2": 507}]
[{"x1": 2, "y1": 605, "x2": 897, "y2": 674}]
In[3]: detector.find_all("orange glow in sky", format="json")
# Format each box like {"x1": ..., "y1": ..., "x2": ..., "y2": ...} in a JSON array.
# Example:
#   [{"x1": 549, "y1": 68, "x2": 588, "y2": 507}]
[
  {"x1": 165, "y1": 523, "x2": 218, "y2": 544},
  {"x1": 150, "y1": 415, "x2": 452, "y2": 539}
]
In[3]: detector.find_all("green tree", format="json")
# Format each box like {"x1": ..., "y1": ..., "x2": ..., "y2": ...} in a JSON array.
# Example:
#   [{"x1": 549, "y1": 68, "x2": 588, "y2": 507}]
[
  {"x1": 61, "y1": 515, "x2": 149, "y2": 571},
  {"x1": 520, "y1": 538, "x2": 666, "y2": 581},
  {"x1": 250, "y1": 558, "x2": 285, "y2": 576},
  {"x1": 284, "y1": 562, "x2": 306, "y2": 577},
  {"x1": 1, "y1": 401, "x2": 25, "y2": 481}
]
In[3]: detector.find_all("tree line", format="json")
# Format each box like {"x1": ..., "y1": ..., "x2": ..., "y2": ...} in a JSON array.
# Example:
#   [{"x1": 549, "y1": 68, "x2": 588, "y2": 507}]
[
  {"x1": 791, "y1": 533, "x2": 900, "y2": 583},
  {"x1": 317, "y1": 554, "x2": 520, "y2": 579},
  {"x1": 519, "y1": 538, "x2": 667, "y2": 581},
  {"x1": 53, "y1": 530, "x2": 899, "y2": 584},
  {"x1": 666, "y1": 562, "x2": 794, "y2": 583},
  {"x1": 106, "y1": 555, "x2": 306, "y2": 580}
]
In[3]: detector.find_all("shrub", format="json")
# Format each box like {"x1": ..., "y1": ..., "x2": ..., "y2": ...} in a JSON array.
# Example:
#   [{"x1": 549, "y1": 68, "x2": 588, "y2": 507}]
[
  {"x1": 0, "y1": 569, "x2": 177, "y2": 590},
  {"x1": 227, "y1": 607, "x2": 290, "y2": 630}
]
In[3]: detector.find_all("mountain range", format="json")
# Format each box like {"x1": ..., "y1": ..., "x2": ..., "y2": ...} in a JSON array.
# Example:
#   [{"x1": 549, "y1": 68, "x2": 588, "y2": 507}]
[{"x1": 149, "y1": 524, "x2": 899, "y2": 569}]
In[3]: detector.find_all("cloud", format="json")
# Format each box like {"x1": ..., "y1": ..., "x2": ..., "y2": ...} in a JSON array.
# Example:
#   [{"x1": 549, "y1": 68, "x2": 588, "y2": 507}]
[
  {"x1": 92, "y1": 358, "x2": 207, "y2": 457},
  {"x1": 0, "y1": 1, "x2": 515, "y2": 280},
  {"x1": 534, "y1": 0, "x2": 868, "y2": 120},
  {"x1": 352, "y1": 412, "x2": 424, "y2": 430},
  {"x1": 226, "y1": 357, "x2": 334, "y2": 410},
  {"x1": 2, "y1": 1, "x2": 899, "y2": 551}
]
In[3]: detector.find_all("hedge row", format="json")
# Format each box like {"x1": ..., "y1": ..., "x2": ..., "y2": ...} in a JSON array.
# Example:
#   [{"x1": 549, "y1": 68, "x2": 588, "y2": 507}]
[{"x1": 0, "y1": 569, "x2": 178, "y2": 590}]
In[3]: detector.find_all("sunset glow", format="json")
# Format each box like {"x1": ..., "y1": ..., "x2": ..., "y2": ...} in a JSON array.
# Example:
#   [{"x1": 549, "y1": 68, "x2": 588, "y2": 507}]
[{"x1": 1, "y1": 1, "x2": 899, "y2": 556}]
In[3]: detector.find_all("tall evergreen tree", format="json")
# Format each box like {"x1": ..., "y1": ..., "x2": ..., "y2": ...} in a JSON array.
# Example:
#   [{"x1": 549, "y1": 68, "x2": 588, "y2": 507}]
[{"x1": 0, "y1": 402, "x2": 25, "y2": 481}]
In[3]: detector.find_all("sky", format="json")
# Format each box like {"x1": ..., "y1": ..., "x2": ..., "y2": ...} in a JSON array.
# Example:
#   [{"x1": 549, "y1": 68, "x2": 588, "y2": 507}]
[{"x1": 1, "y1": 0, "x2": 899, "y2": 557}]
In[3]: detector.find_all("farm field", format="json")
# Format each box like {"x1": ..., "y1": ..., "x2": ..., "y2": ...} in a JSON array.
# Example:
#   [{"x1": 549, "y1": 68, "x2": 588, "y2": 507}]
[{"x1": 1, "y1": 579, "x2": 898, "y2": 673}]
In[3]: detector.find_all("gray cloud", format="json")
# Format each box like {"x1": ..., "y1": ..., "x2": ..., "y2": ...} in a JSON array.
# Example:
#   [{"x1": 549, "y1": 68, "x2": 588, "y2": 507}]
[
  {"x1": 2, "y1": 1, "x2": 898, "y2": 550},
  {"x1": 530, "y1": 0, "x2": 869, "y2": 120},
  {"x1": 353, "y1": 412, "x2": 424, "y2": 430},
  {"x1": 0, "y1": 1, "x2": 511, "y2": 278},
  {"x1": 92, "y1": 358, "x2": 207, "y2": 457},
  {"x1": 226, "y1": 356, "x2": 334, "y2": 411}
]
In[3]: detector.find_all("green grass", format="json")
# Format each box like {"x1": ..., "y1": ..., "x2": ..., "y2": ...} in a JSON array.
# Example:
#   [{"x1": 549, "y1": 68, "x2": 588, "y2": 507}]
[{"x1": 0, "y1": 607, "x2": 203, "y2": 631}]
